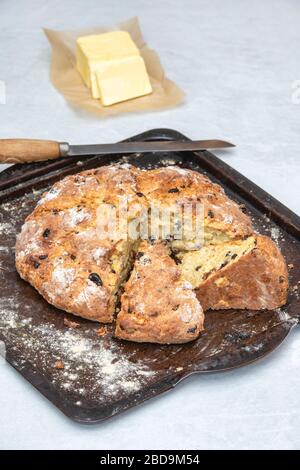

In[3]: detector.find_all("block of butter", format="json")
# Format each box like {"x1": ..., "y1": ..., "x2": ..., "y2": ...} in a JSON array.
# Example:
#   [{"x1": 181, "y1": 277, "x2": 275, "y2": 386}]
[
  {"x1": 76, "y1": 31, "x2": 152, "y2": 104},
  {"x1": 96, "y1": 56, "x2": 152, "y2": 106}
]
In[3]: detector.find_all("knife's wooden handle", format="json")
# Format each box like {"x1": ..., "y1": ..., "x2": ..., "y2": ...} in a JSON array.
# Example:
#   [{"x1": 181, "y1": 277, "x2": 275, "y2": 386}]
[{"x1": 0, "y1": 139, "x2": 63, "y2": 164}]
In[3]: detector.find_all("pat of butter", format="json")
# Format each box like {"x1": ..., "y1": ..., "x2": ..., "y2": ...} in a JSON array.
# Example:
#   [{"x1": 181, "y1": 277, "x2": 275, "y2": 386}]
[
  {"x1": 96, "y1": 56, "x2": 152, "y2": 106},
  {"x1": 76, "y1": 31, "x2": 151, "y2": 101}
]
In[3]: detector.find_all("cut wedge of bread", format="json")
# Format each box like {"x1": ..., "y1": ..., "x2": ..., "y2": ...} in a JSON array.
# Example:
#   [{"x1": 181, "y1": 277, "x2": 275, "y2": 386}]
[
  {"x1": 115, "y1": 241, "x2": 204, "y2": 344},
  {"x1": 178, "y1": 235, "x2": 288, "y2": 310}
]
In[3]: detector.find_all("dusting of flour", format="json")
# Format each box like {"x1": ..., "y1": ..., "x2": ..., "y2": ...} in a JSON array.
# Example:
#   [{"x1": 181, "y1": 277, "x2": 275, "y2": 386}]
[{"x1": 0, "y1": 297, "x2": 155, "y2": 405}]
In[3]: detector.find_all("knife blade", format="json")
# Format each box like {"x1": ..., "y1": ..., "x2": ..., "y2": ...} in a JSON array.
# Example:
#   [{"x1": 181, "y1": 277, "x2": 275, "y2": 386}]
[
  {"x1": 66, "y1": 139, "x2": 235, "y2": 157},
  {"x1": 0, "y1": 138, "x2": 235, "y2": 164}
]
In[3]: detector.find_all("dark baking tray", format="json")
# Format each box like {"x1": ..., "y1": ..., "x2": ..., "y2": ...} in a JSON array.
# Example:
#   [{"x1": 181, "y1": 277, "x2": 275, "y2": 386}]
[{"x1": 0, "y1": 128, "x2": 299, "y2": 424}]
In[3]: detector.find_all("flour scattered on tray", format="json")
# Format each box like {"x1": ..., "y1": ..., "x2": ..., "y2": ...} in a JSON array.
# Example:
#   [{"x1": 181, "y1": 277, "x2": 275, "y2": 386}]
[
  {"x1": 270, "y1": 227, "x2": 281, "y2": 244},
  {"x1": 0, "y1": 222, "x2": 14, "y2": 236},
  {"x1": 0, "y1": 294, "x2": 155, "y2": 404}
]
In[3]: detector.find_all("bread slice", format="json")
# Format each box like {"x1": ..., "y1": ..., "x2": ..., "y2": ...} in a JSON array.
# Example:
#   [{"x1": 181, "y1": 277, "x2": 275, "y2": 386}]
[
  {"x1": 115, "y1": 241, "x2": 204, "y2": 344},
  {"x1": 178, "y1": 235, "x2": 288, "y2": 310}
]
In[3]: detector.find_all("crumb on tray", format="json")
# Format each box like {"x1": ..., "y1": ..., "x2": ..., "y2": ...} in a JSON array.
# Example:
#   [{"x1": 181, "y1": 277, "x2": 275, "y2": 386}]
[
  {"x1": 96, "y1": 326, "x2": 108, "y2": 337},
  {"x1": 55, "y1": 360, "x2": 65, "y2": 370},
  {"x1": 64, "y1": 318, "x2": 81, "y2": 329}
]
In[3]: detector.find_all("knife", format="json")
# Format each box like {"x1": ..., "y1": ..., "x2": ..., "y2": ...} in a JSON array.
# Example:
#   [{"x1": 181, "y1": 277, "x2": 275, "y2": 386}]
[{"x1": 0, "y1": 138, "x2": 235, "y2": 164}]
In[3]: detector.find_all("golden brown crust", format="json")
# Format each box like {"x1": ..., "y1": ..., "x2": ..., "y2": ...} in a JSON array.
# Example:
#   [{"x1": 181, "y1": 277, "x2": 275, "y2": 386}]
[
  {"x1": 137, "y1": 166, "x2": 253, "y2": 241},
  {"x1": 32, "y1": 164, "x2": 141, "y2": 214},
  {"x1": 15, "y1": 212, "x2": 128, "y2": 322},
  {"x1": 195, "y1": 235, "x2": 289, "y2": 310},
  {"x1": 115, "y1": 241, "x2": 204, "y2": 344}
]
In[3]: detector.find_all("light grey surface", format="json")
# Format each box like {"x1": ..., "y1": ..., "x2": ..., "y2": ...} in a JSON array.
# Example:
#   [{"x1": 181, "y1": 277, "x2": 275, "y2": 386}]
[{"x1": 0, "y1": 0, "x2": 299, "y2": 450}]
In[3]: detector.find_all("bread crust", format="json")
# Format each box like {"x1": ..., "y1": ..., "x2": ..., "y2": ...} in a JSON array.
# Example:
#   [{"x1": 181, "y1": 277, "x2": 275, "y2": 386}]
[
  {"x1": 195, "y1": 235, "x2": 288, "y2": 310},
  {"x1": 115, "y1": 242, "x2": 204, "y2": 344},
  {"x1": 15, "y1": 213, "x2": 131, "y2": 322},
  {"x1": 137, "y1": 166, "x2": 253, "y2": 241}
]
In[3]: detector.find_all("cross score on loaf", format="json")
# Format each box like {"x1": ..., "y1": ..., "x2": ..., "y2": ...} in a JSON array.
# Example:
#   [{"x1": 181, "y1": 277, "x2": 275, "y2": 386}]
[{"x1": 15, "y1": 164, "x2": 288, "y2": 344}]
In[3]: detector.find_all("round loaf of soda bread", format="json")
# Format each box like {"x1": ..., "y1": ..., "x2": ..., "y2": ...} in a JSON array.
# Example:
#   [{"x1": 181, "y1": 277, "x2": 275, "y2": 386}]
[{"x1": 15, "y1": 164, "x2": 288, "y2": 343}]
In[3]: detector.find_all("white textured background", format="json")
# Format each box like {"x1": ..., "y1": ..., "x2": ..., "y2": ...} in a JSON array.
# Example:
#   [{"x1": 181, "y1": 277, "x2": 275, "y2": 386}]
[{"x1": 0, "y1": 0, "x2": 299, "y2": 450}]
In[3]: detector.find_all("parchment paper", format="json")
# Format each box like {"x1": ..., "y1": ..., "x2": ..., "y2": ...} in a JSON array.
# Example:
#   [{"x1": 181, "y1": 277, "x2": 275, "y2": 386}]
[{"x1": 44, "y1": 17, "x2": 185, "y2": 117}]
